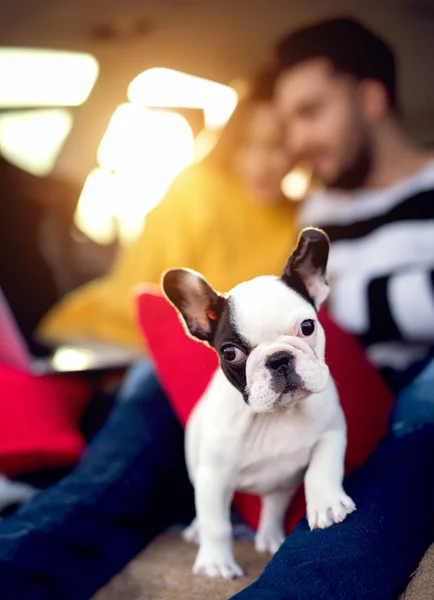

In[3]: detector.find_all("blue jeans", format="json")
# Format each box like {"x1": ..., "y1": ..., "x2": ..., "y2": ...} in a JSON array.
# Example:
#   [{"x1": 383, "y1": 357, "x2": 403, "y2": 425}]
[
  {"x1": 390, "y1": 358, "x2": 434, "y2": 437},
  {"x1": 0, "y1": 360, "x2": 194, "y2": 600},
  {"x1": 231, "y1": 425, "x2": 434, "y2": 600}
]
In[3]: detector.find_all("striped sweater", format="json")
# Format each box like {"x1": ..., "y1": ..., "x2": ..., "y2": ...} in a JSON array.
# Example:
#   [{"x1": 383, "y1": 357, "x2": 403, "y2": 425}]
[{"x1": 299, "y1": 161, "x2": 434, "y2": 392}]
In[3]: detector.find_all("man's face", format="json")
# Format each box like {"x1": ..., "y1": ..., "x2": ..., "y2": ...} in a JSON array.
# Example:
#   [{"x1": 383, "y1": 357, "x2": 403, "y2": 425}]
[{"x1": 274, "y1": 58, "x2": 372, "y2": 189}]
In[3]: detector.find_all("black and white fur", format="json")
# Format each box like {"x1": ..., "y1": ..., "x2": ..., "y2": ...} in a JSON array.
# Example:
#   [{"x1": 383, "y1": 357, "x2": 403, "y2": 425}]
[{"x1": 162, "y1": 228, "x2": 355, "y2": 579}]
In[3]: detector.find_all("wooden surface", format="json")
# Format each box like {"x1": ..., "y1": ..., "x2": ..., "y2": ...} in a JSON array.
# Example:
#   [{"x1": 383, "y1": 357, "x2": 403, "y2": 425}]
[{"x1": 92, "y1": 531, "x2": 269, "y2": 600}]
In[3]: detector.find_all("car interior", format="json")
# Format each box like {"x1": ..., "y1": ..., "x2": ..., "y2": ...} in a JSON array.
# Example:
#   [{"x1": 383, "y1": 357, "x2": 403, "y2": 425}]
[{"x1": 1, "y1": 1, "x2": 434, "y2": 598}]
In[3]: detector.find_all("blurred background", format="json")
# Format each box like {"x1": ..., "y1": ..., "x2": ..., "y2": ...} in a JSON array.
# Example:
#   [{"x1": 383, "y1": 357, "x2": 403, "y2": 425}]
[{"x1": 2, "y1": 0, "x2": 434, "y2": 337}]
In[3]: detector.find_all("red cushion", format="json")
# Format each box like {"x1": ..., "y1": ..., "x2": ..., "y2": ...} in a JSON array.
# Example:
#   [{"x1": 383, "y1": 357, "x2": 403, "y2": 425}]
[
  {"x1": 137, "y1": 288, "x2": 394, "y2": 534},
  {"x1": 0, "y1": 365, "x2": 90, "y2": 477}
]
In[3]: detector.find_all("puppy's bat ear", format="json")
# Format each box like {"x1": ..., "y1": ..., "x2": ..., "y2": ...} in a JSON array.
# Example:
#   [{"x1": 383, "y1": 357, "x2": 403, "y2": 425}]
[
  {"x1": 281, "y1": 227, "x2": 330, "y2": 310},
  {"x1": 162, "y1": 269, "x2": 226, "y2": 343}
]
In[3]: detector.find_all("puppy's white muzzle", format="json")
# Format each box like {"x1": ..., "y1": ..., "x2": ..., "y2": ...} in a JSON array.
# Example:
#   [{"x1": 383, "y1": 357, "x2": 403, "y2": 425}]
[{"x1": 245, "y1": 336, "x2": 329, "y2": 413}]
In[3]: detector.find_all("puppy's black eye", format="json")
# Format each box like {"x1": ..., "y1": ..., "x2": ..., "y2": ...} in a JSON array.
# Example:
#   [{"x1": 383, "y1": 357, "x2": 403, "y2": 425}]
[
  {"x1": 221, "y1": 344, "x2": 247, "y2": 365},
  {"x1": 300, "y1": 319, "x2": 315, "y2": 337}
]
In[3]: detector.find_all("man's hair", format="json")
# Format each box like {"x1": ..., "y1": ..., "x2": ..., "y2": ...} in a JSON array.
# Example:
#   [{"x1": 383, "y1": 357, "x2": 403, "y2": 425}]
[{"x1": 275, "y1": 17, "x2": 397, "y2": 108}]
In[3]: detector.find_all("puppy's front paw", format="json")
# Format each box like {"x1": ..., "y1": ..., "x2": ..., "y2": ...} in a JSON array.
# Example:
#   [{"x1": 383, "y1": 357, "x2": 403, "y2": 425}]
[
  {"x1": 255, "y1": 527, "x2": 285, "y2": 555},
  {"x1": 307, "y1": 488, "x2": 356, "y2": 530},
  {"x1": 193, "y1": 547, "x2": 244, "y2": 579}
]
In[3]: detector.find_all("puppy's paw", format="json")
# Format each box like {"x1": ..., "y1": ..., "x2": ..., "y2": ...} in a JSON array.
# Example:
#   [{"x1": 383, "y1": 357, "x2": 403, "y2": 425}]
[
  {"x1": 182, "y1": 518, "x2": 199, "y2": 545},
  {"x1": 307, "y1": 488, "x2": 356, "y2": 530},
  {"x1": 193, "y1": 547, "x2": 244, "y2": 579},
  {"x1": 255, "y1": 527, "x2": 285, "y2": 555}
]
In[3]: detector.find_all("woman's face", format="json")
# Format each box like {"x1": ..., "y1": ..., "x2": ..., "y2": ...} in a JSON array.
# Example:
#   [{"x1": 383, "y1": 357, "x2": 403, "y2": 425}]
[{"x1": 234, "y1": 102, "x2": 289, "y2": 203}]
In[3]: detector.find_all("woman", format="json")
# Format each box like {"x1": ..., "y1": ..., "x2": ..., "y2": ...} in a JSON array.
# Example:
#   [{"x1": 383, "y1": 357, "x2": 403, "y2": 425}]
[
  {"x1": 38, "y1": 72, "x2": 296, "y2": 350},
  {"x1": 0, "y1": 73, "x2": 297, "y2": 600}
]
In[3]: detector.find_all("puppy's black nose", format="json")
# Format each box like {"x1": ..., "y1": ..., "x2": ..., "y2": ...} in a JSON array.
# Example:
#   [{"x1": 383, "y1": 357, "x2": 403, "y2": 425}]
[{"x1": 266, "y1": 351, "x2": 293, "y2": 372}]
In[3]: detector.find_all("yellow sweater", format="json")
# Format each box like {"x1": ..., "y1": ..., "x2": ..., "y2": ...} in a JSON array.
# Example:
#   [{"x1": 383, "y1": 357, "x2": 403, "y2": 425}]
[{"x1": 38, "y1": 164, "x2": 298, "y2": 350}]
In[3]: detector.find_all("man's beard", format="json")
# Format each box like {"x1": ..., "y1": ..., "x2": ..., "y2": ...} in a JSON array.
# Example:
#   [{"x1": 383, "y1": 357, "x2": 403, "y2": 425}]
[{"x1": 329, "y1": 139, "x2": 373, "y2": 190}]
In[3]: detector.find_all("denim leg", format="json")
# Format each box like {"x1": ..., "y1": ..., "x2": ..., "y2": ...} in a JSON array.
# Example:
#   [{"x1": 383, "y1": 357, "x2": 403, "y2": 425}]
[
  {"x1": 390, "y1": 358, "x2": 434, "y2": 437},
  {"x1": 231, "y1": 425, "x2": 434, "y2": 600},
  {"x1": 0, "y1": 361, "x2": 194, "y2": 600},
  {"x1": 116, "y1": 359, "x2": 157, "y2": 404}
]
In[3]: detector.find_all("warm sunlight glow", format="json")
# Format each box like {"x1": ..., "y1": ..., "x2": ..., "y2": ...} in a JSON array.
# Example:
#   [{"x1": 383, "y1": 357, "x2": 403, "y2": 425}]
[
  {"x1": 51, "y1": 347, "x2": 95, "y2": 372},
  {"x1": 76, "y1": 102, "x2": 196, "y2": 245},
  {"x1": 76, "y1": 92, "x2": 200, "y2": 245},
  {"x1": 128, "y1": 68, "x2": 238, "y2": 129},
  {"x1": 97, "y1": 103, "x2": 194, "y2": 173},
  {"x1": 75, "y1": 164, "x2": 190, "y2": 245},
  {"x1": 0, "y1": 109, "x2": 73, "y2": 176},
  {"x1": 75, "y1": 168, "x2": 117, "y2": 245},
  {"x1": 282, "y1": 166, "x2": 312, "y2": 201},
  {"x1": 194, "y1": 128, "x2": 220, "y2": 161},
  {"x1": 0, "y1": 48, "x2": 99, "y2": 107},
  {"x1": 109, "y1": 169, "x2": 178, "y2": 242}
]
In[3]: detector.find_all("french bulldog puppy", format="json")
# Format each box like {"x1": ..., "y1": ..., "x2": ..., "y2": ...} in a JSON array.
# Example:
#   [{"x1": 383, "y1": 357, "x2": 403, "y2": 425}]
[{"x1": 162, "y1": 227, "x2": 355, "y2": 579}]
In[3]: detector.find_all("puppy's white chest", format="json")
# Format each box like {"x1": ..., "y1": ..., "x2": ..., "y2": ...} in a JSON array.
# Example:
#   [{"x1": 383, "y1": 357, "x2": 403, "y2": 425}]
[
  {"x1": 235, "y1": 407, "x2": 317, "y2": 495},
  {"x1": 186, "y1": 370, "x2": 339, "y2": 498}
]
